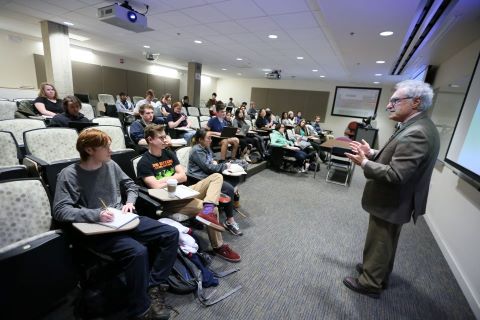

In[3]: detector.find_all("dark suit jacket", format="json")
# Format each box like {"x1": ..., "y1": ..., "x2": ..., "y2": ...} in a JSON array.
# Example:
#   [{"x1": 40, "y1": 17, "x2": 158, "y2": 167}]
[{"x1": 362, "y1": 112, "x2": 440, "y2": 224}]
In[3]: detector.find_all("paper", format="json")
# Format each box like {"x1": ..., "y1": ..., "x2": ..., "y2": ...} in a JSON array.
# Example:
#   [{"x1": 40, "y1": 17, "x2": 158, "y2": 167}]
[
  {"x1": 174, "y1": 185, "x2": 200, "y2": 199},
  {"x1": 223, "y1": 163, "x2": 247, "y2": 176},
  {"x1": 97, "y1": 207, "x2": 138, "y2": 229},
  {"x1": 170, "y1": 138, "x2": 187, "y2": 145}
]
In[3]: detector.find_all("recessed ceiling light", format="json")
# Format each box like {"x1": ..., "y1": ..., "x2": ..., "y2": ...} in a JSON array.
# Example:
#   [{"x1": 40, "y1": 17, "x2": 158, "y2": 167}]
[
  {"x1": 379, "y1": 31, "x2": 394, "y2": 37},
  {"x1": 262, "y1": 68, "x2": 272, "y2": 72},
  {"x1": 375, "y1": 73, "x2": 382, "y2": 76},
  {"x1": 376, "y1": 60, "x2": 385, "y2": 64},
  {"x1": 143, "y1": 45, "x2": 150, "y2": 48},
  {"x1": 373, "y1": 81, "x2": 380, "y2": 84},
  {"x1": 221, "y1": 68, "x2": 227, "y2": 71},
  {"x1": 312, "y1": 69, "x2": 318, "y2": 72},
  {"x1": 449, "y1": 84, "x2": 460, "y2": 88},
  {"x1": 63, "y1": 21, "x2": 74, "y2": 26},
  {"x1": 194, "y1": 40, "x2": 202, "y2": 44},
  {"x1": 69, "y1": 33, "x2": 90, "y2": 42},
  {"x1": 297, "y1": 56, "x2": 304, "y2": 60},
  {"x1": 319, "y1": 75, "x2": 325, "y2": 78},
  {"x1": 265, "y1": 72, "x2": 269, "y2": 74},
  {"x1": 268, "y1": 34, "x2": 278, "y2": 39},
  {"x1": 237, "y1": 73, "x2": 242, "y2": 76},
  {"x1": 236, "y1": 58, "x2": 243, "y2": 61}
]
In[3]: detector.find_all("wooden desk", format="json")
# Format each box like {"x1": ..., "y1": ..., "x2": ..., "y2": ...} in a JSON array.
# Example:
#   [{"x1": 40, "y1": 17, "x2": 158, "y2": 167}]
[
  {"x1": 73, "y1": 218, "x2": 140, "y2": 235},
  {"x1": 148, "y1": 185, "x2": 199, "y2": 202},
  {"x1": 320, "y1": 139, "x2": 351, "y2": 150}
]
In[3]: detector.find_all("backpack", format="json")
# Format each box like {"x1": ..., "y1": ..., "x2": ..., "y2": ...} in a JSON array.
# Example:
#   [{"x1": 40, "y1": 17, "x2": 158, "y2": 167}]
[
  {"x1": 167, "y1": 250, "x2": 241, "y2": 306},
  {"x1": 15, "y1": 100, "x2": 37, "y2": 118}
]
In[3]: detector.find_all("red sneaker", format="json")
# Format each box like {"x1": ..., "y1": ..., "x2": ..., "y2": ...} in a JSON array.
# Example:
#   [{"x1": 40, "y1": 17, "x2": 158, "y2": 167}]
[
  {"x1": 214, "y1": 244, "x2": 241, "y2": 262},
  {"x1": 196, "y1": 204, "x2": 225, "y2": 232}
]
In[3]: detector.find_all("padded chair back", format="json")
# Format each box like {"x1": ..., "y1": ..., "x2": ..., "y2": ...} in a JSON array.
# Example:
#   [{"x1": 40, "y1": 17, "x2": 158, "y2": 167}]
[
  {"x1": 245, "y1": 119, "x2": 253, "y2": 127},
  {"x1": 200, "y1": 120, "x2": 209, "y2": 128},
  {"x1": 0, "y1": 100, "x2": 17, "y2": 120},
  {"x1": 187, "y1": 107, "x2": 200, "y2": 116},
  {"x1": 0, "y1": 119, "x2": 46, "y2": 146},
  {"x1": 0, "y1": 179, "x2": 78, "y2": 319},
  {"x1": 97, "y1": 94, "x2": 115, "y2": 105},
  {"x1": 96, "y1": 125, "x2": 126, "y2": 151},
  {"x1": 132, "y1": 96, "x2": 143, "y2": 104},
  {"x1": 199, "y1": 107, "x2": 210, "y2": 116},
  {"x1": 199, "y1": 115, "x2": 210, "y2": 122},
  {"x1": 81, "y1": 103, "x2": 95, "y2": 120},
  {"x1": 24, "y1": 128, "x2": 79, "y2": 162},
  {"x1": 0, "y1": 179, "x2": 52, "y2": 248},
  {"x1": 189, "y1": 116, "x2": 200, "y2": 129},
  {"x1": 131, "y1": 155, "x2": 141, "y2": 177},
  {"x1": 326, "y1": 146, "x2": 353, "y2": 186},
  {"x1": 0, "y1": 131, "x2": 20, "y2": 167},
  {"x1": 93, "y1": 116, "x2": 122, "y2": 127},
  {"x1": 181, "y1": 107, "x2": 187, "y2": 115},
  {"x1": 176, "y1": 146, "x2": 191, "y2": 170}
]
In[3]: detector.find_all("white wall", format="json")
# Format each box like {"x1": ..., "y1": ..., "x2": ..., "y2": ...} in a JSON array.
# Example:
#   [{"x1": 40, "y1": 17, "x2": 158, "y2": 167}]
[
  {"x1": 216, "y1": 77, "x2": 396, "y2": 147},
  {"x1": 425, "y1": 38, "x2": 480, "y2": 318}
]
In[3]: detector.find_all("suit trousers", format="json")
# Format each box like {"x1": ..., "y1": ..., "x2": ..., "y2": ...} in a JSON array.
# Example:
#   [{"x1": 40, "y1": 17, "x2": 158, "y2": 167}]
[
  {"x1": 162, "y1": 173, "x2": 223, "y2": 248},
  {"x1": 358, "y1": 214, "x2": 402, "y2": 291}
]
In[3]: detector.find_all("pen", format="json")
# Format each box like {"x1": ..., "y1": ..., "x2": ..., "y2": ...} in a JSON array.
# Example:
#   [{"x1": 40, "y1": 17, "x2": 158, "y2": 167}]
[{"x1": 99, "y1": 198, "x2": 108, "y2": 210}]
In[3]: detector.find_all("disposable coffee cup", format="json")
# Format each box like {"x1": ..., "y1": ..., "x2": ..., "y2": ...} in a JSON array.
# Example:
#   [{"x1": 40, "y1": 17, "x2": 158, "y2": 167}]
[{"x1": 167, "y1": 179, "x2": 177, "y2": 198}]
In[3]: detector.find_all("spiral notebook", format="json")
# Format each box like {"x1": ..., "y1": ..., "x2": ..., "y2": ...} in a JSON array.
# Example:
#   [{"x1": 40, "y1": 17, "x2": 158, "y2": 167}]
[{"x1": 97, "y1": 207, "x2": 138, "y2": 229}]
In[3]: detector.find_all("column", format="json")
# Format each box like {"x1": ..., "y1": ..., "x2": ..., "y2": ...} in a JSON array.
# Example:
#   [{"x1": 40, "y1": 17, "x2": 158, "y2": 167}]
[
  {"x1": 187, "y1": 62, "x2": 201, "y2": 107},
  {"x1": 40, "y1": 20, "x2": 74, "y2": 97}
]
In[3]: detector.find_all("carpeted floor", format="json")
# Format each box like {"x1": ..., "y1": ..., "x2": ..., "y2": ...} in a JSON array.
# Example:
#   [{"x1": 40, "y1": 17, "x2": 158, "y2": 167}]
[{"x1": 166, "y1": 167, "x2": 475, "y2": 320}]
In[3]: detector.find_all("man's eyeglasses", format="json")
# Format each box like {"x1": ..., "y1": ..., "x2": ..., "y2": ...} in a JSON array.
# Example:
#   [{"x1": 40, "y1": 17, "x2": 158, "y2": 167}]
[
  {"x1": 157, "y1": 135, "x2": 167, "y2": 140},
  {"x1": 389, "y1": 96, "x2": 413, "y2": 106}
]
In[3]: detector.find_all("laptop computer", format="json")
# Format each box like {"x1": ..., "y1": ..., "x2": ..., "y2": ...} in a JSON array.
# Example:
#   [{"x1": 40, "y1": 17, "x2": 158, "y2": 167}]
[
  {"x1": 68, "y1": 121, "x2": 98, "y2": 132},
  {"x1": 219, "y1": 126, "x2": 238, "y2": 138},
  {"x1": 237, "y1": 124, "x2": 250, "y2": 136}
]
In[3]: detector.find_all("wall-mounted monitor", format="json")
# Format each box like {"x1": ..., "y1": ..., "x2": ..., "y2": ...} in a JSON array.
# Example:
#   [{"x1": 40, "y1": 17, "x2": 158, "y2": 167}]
[
  {"x1": 331, "y1": 86, "x2": 381, "y2": 118},
  {"x1": 445, "y1": 52, "x2": 480, "y2": 186}
]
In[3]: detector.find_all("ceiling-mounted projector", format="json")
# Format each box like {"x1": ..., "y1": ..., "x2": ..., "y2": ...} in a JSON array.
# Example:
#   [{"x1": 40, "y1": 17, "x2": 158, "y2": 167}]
[
  {"x1": 265, "y1": 70, "x2": 281, "y2": 80},
  {"x1": 98, "y1": 3, "x2": 153, "y2": 33}
]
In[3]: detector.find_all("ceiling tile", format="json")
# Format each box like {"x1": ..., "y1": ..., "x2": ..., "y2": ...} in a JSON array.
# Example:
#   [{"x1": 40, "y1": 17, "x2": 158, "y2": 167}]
[
  {"x1": 209, "y1": 21, "x2": 248, "y2": 35},
  {"x1": 253, "y1": 0, "x2": 310, "y2": 15},
  {"x1": 271, "y1": 11, "x2": 319, "y2": 30},
  {"x1": 213, "y1": 0, "x2": 266, "y2": 19},
  {"x1": 181, "y1": 4, "x2": 228, "y2": 23}
]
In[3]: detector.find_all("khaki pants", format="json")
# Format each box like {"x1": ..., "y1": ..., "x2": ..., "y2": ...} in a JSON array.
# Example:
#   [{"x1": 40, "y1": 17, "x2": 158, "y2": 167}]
[
  {"x1": 358, "y1": 214, "x2": 402, "y2": 290},
  {"x1": 162, "y1": 173, "x2": 224, "y2": 248}
]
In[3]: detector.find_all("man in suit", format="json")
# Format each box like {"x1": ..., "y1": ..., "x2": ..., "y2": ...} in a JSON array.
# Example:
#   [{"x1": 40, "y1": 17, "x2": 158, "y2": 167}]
[{"x1": 343, "y1": 80, "x2": 440, "y2": 298}]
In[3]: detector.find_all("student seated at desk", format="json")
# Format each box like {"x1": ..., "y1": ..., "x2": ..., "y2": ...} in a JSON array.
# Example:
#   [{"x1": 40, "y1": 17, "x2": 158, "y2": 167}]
[
  {"x1": 167, "y1": 101, "x2": 195, "y2": 145},
  {"x1": 295, "y1": 119, "x2": 327, "y2": 162},
  {"x1": 137, "y1": 124, "x2": 241, "y2": 262},
  {"x1": 34, "y1": 82, "x2": 63, "y2": 116},
  {"x1": 130, "y1": 104, "x2": 166, "y2": 147},
  {"x1": 255, "y1": 108, "x2": 274, "y2": 130},
  {"x1": 205, "y1": 103, "x2": 240, "y2": 161},
  {"x1": 188, "y1": 129, "x2": 246, "y2": 236},
  {"x1": 116, "y1": 92, "x2": 134, "y2": 113},
  {"x1": 49, "y1": 95, "x2": 91, "y2": 127},
  {"x1": 232, "y1": 108, "x2": 267, "y2": 161},
  {"x1": 53, "y1": 128, "x2": 178, "y2": 320},
  {"x1": 270, "y1": 123, "x2": 308, "y2": 173}
]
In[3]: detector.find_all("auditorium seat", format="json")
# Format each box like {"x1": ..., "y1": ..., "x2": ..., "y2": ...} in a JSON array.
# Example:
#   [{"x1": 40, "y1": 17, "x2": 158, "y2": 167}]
[
  {"x1": 187, "y1": 106, "x2": 200, "y2": 116},
  {"x1": 325, "y1": 146, "x2": 353, "y2": 186},
  {"x1": 188, "y1": 116, "x2": 200, "y2": 129},
  {"x1": 199, "y1": 115, "x2": 210, "y2": 122},
  {"x1": 0, "y1": 178, "x2": 78, "y2": 319},
  {"x1": 0, "y1": 119, "x2": 46, "y2": 157},
  {"x1": 23, "y1": 127, "x2": 79, "y2": 196},
  {"x1": 93, "y1": 116, "x2": 122, "y2": 127},
  {"x1": 199, "y1": 107, "x2": 210, "y2": 116},
  {"x1": 0, "y1": 131, "x2": 28, "y2": 181},
  {"x1": 81, "y1": 103, "x2": 95, "y2": 120},
  {"x1": 0, "y1": 100, "x2": 17, "y2": 120}
]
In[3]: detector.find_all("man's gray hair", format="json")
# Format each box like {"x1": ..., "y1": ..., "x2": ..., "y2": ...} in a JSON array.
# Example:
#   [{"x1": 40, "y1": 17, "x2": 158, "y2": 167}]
[{"x1": 395, "y1": 80, "x2": 434, "y2": 111}]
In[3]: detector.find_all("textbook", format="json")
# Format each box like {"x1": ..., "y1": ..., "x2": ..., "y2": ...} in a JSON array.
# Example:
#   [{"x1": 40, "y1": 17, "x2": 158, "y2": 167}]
[{"x1": 97, "y1": 207, "x2": 138, "y2": 229}]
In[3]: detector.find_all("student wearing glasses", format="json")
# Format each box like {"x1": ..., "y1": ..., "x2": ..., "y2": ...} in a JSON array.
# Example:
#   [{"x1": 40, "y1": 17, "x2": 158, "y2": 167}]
[{"x1": 343, "y1": 80, "x2": 440, "y2": 298}]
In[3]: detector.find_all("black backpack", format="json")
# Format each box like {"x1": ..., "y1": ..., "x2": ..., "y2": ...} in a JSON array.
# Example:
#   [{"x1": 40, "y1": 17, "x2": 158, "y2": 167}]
[{"x1": 167, "y1": 250, "x2": 241, "y2": 306}]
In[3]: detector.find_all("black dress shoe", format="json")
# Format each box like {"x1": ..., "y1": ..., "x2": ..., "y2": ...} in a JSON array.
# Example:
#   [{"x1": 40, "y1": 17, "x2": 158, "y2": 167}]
[
  {"x1": 356, "y1": 263, "x2": 389, "y2": 289},
  {"x1": 343, "y1": 277, "x2": 380, "y2": 299}
]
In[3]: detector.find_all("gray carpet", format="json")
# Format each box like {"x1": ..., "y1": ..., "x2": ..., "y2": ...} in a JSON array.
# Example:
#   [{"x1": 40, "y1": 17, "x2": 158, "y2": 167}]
[{"x1": 167, "y1": 167, "x2": 475, "y2": 320}]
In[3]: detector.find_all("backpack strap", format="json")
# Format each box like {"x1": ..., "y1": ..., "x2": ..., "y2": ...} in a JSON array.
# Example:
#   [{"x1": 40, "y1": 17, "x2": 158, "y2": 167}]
[
  {"x1": 198, "y1": 285, "x2": 242, "y2": 306},
  {"x1": 213, "y1": 268, "x2": 240, "y2": 278}
]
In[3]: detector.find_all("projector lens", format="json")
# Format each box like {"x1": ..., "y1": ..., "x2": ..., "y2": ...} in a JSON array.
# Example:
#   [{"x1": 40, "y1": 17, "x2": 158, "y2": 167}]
[{"x1": 127, "y1": 11, "x2": 137, "y2": 22}]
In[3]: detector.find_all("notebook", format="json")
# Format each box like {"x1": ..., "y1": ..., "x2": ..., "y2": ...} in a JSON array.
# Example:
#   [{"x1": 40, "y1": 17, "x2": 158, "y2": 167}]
[
  {"x1": 97, "y1": 207, "x2": 138, "y2": 229},
  {"x1": 219, "y1": 126, "x2": 238, "y2": 138},
  {"x1": 223, "y1": 163, "x2": 247, "y2": 176}
]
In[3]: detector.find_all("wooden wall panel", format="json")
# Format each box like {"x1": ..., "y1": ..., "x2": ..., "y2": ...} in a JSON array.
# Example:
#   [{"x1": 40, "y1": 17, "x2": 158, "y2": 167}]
[
  {"x1": 147, "y1": 74, "x2": 165, "y2": 97},
  {"x1": 164, "y1": 78, "x2": 180, "y2": 102},
  {"x1": 251, "y1": 87, "x2": 329, "y2": 121},
  {"x1": 102, "y1": 66, "x2": 127, "y2": 97},
  {"x1": 72, "y1": 61, "x2": 102, "y2": 101},
  {"x1": 126, "y1": 71, "x2": 148, "y2": 98}
]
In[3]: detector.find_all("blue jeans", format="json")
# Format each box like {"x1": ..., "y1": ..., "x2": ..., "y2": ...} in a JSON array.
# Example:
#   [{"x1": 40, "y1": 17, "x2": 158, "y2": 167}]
[
  {"x1": 82, "y1": 216, "x2": 179, "y2": 317},
  {"x1": 180, "y1": 130, "x2": 196, "y2": 145}
]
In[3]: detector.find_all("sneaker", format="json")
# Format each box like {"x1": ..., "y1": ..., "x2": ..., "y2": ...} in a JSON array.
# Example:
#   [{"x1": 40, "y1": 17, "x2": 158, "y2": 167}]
[
  {"x1": 223, "y1": 221, "x2": 243, "y2": 236},
  {"x1": 196, "y1": 204, "x2": 225, "y2": 232},
  {"x1": 213, "y1": 244, "x2": 241, "y2": 262},
  {"x1": 244, "y1": 154, "x2": 252, "y2": 163},
  {"x1": 147, "y1": 285, "x2": 171, "y2": 320}
]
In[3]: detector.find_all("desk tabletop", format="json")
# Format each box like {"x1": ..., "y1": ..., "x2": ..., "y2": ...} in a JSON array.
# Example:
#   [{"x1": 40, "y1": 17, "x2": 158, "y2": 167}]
[
  {"x1": 320, "y1": 139, "x2": 351, "y2": 149},
  {"x1": 148, "y1": 185, "x2": 199, "y2": 201},
  {"x1": 73, "y1": 218, "x2": 140, "y2": 235}
]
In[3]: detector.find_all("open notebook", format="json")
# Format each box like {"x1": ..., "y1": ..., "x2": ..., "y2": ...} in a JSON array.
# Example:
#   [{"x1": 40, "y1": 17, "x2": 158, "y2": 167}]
[
  {"x1": 223, "y1": 163, "x2": 247, "y2": 176},
  {"x1": 97, "y1": 207, "x2": 138, "y2": 229}
]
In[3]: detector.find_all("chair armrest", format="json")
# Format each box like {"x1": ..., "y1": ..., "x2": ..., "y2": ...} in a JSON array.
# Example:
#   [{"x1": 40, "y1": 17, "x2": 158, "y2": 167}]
[
  {"x1": 23, "y1": 154, "x2": 48, "y2": 167},
  {"x1": 135, "y1": 191, "x2": 163, "y2": 219}
]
